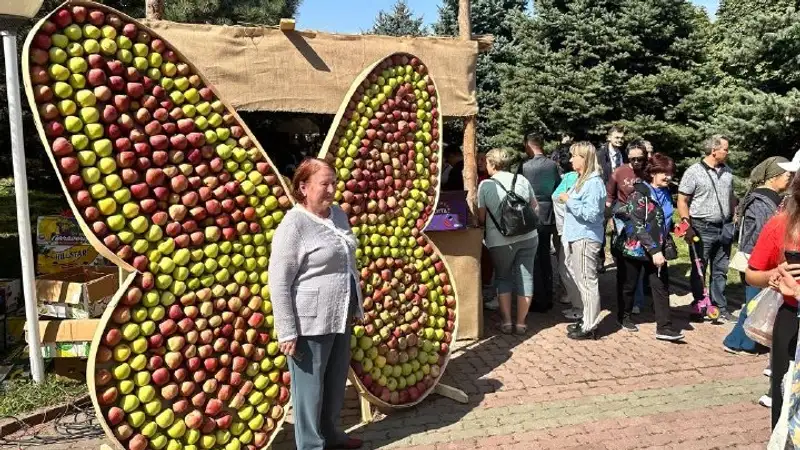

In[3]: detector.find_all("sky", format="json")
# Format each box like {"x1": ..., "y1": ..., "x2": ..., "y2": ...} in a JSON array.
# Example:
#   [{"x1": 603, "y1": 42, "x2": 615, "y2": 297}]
[{"x1": 296, "y1": 0, "x2": 720, "y2": 35}]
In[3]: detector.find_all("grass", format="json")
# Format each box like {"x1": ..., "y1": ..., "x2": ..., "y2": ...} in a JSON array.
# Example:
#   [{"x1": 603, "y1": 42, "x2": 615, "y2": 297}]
[
  {"x1": 0, "y1": 177, "x2": 68, "y2": 238},
  {"x1": 0, "y1": 177, "x2": 69, "y2": 279},
  {"x1": 665, "y1": 213, "x2": 746, "y2": 304},
  {"x1": 0, "y1": 373, "x2": 87, "y2": 418}
]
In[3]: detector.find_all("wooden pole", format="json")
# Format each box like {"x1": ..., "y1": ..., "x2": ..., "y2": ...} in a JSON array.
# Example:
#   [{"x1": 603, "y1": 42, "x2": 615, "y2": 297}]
[
  {"x1": 145, "y1": 0, "x2": 164, "y2": 20},
  {"x1": 458, "y1": 0, "x2": 478, "y2": 217}
]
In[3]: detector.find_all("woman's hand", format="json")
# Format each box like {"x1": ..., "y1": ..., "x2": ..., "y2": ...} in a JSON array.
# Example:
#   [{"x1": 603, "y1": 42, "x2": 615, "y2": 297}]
[
  {"x1": 279, "y1": 339, "x2": 297, "y2": 357},
  {"x1": 652, "y1": 252, "x2": 666, "y2": 268},
  {"x1": 775, "y1": 264, "x2": 800, "y2": 298},
  {"x1": 558, "y1": 193, "x2": 569, "y2": 204}
]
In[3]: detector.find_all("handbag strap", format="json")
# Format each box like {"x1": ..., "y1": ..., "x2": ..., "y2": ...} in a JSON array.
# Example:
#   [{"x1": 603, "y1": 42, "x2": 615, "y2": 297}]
[{"x1": 702, "y1": 166, "x2": 732, "y2": 221}]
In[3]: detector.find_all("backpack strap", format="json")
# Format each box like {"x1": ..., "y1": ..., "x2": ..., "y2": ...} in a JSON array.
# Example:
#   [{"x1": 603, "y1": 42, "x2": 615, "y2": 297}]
[{"x1": 486, "y1": 178, "x2": 509, "y2": 233}]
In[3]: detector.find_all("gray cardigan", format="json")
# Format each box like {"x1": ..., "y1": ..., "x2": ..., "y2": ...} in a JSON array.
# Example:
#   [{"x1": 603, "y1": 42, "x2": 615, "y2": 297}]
[{"x1": 268, "y1": 205, "x2": 364, "y2": 343}]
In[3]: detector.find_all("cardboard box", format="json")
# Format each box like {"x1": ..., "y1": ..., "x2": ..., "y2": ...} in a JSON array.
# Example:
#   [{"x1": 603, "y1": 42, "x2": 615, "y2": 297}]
[
  {"x1": 0, "y1": 279, "x2": 21, "y2": 315},
  {"x1": 36, "y1": 216, "x2": 105, "y2": 275},
  {"x1": 36, "y1": 244, "x2": 103, "y2": 275},
  {"x1": 425, "y1": 191, "x2": 469, "y2": 232},
  {"x1": 24, "y1": 319, "x2": 99, "y2": 359},
  {"x1": 35, "y1": 267, "x2": 118, "y2": 319},
  {"x1": 36, "y1": 216, "x2": 89, "y2": 245}
]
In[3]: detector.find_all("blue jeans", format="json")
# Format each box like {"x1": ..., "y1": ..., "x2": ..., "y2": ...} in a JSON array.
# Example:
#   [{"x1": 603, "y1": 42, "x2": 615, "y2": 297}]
[
  {"x1": 722, "y1": 283, "x2": 761, "y2": 352},
  {"x1": 690, "y1": 220, "x2": 732, "y2": 311}
]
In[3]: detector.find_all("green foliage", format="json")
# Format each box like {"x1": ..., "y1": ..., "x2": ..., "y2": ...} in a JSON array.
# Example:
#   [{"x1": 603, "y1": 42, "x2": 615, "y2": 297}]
[
  {"x1": 368, "y1": 0, "x2": 428, "y2": 37},
  {"x1": 163, "y1": 0, "x2": 300, "y2": 26},
  {"x1": 434, "y1": 0, "x2": 529, "y2": 152},
  {"x1": 685, "y1": 0, "x2": 800, "y2": 173},
  {"x1": 490, "y1": 0, "x2": 711, "y2": 163}
]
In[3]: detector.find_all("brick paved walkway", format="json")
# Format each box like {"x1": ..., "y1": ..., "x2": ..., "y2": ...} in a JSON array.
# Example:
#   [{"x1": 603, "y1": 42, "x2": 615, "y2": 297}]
[{"x1": 5, "y1": 270, "x2": 772, "y2": 449}]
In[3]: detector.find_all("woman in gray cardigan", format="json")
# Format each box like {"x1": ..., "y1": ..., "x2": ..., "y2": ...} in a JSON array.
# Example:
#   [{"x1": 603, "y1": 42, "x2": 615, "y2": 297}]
[{"x1": 268, "y1": 158, "x2": 364, "y2": 450}]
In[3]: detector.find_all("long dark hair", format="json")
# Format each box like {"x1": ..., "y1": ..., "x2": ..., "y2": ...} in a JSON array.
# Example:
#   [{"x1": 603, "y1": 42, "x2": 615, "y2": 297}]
[{"x1": 784, "y1": 173, "x2": 800, "y2": 242}]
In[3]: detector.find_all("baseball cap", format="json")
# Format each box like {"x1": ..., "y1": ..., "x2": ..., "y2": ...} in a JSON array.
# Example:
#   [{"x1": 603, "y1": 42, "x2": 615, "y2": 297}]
[{"x1": 778, "y1": 150, "x2": 800, "y2": 172}]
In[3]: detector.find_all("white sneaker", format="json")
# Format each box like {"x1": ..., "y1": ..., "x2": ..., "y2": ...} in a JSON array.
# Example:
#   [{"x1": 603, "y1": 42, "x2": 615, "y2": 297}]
[
  {"x1": 759, "y1": 395, "x2": 772, "y2": 408},
  {"x1": 484, "y1": 299, "x2": 499, "y2": 311},
  {"x1": 632, "y1": 305, "x2": 641, "y2": 315},
  {"x1": 764, "y1": 367, "x2": 772, "y2": 378}
]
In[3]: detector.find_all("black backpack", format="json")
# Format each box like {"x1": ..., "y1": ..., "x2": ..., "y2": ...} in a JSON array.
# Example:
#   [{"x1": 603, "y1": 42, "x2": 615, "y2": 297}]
[{"x1": 486, "y1": 170, "x2": 540, "y2": 237}]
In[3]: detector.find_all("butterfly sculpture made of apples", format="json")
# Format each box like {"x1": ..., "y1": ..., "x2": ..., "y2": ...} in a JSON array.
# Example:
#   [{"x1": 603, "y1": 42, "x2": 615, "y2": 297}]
[{"x1": 23, "y1": 2, "x2": 456, "y2": 449}]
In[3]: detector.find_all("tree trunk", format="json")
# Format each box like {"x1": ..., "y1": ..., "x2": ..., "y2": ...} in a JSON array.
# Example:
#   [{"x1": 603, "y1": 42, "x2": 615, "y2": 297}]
[
  {"x1": 457, "y1": 0, "x2": 478, "y2": 218},
  {"x1": 145, "y1": 0, "x2": 164, "y2": 20}
]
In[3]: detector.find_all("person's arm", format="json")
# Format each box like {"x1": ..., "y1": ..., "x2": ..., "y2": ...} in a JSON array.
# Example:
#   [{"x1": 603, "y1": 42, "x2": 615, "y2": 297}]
[
  {"x1": 477, "y1": 181, "x2": 488, "y2": 226},
  {"x1": 676, "y1": 167, "x2": 696, "y2": 223},
  {"x1": 565, "y1": 178, "x2": 605, "y2": 222},
  {"x1": 606, "y1": 170, "x2": 617, "y2": 208},
  {"x1": 744, "y1": 216, "x2": 781, "y2": 288},
  {"x1": 268, "y1": 216, "x2": 304, "y2": 343}
]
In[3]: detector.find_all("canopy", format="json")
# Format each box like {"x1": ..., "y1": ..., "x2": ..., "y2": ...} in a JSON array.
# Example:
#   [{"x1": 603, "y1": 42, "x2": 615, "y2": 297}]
[{"x1": 144, "y1": 21, "x2": 479, "y2": 117}]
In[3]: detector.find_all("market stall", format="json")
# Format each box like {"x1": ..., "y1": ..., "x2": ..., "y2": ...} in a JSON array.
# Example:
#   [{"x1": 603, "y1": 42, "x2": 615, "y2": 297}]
[{"x1": 145, "y1": 21, "x2": 487, "y2": 339}]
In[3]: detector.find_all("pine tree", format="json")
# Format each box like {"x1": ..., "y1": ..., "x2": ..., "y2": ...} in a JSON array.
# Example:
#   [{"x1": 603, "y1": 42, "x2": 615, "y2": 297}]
[
  {"x1": 162, "y1": 0, "x2": 301, "y2": 26},
  {"x1": 683, "y1": 0, "x2": 800, "y2": 170},
  {"x1": 434, "y1": 0, "x2": 528, "y2": 152},
  {"x1": 368, "y1": 0, "x2": 428, "y2": 37},
  {"x1": 491, "y1": 0, "x2": 710, "y2": 163}
]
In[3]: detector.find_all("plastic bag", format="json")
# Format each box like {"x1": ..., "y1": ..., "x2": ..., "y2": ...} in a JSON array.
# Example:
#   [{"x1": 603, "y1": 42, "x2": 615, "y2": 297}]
[{"x1": 743, "y1": 288, "x2": 783, "y2": 348}]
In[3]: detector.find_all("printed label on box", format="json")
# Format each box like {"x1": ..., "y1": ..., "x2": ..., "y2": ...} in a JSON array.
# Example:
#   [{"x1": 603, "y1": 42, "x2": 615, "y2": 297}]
[
  {"x1": 37, "y1": 216, "x2": 89, "y2": 246},
  {"x1": 36, "y1": 244, "x2": 102, "y2": 275}
]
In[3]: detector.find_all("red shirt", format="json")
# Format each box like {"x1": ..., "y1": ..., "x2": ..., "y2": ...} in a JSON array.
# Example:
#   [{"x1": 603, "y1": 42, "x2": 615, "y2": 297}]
[
  {"x1": 748, "y1": 213, "x2": 799, "y2": 307},
  {"x1": 606, "y1": 164, "x2": 640, "y2": 206}
]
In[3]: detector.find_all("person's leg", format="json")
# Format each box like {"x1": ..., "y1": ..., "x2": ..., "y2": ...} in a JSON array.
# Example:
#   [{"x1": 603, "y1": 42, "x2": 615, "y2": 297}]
[
  {"x1": 532, "y1": 227, "x2": 553, "y2": 311},
  {"x1": 514, "y1": 237, "x2": 537, "y2": 327},
  {"x1": 489, "y1": 245, "x2": 515, "y2": 327},
  {"x1": 618, "y1": 258, "x2": 640, "y2": 323},
  {"x1": 709, "y1": 233, "x2": 731, "y2": 313},
  {"x1": 288, "y1": 335, "x2": 334, "y2": 450},
  {"x1": 573, "y1": 239, "x2": 602, "y2": 332},
  {"x1": 615, "y1": 255, "x2": 628, "y2": 322},
  {"x1": 770, "y1": 305, "x2": 799, "y2": 429},
  {"x1": 723, "y1": 282, "x2": 761, "y2": 352},
  {"x1": 648, "y1": 261, "x2": 674, "y2": 332},
  {"x1": 633, "y1": 270, "x2": 645, "y2": 311},
  {"x1": 320, "y1": 331, "x2": 353, "y2": 446},
  {"x1": 562, "y1": 240, "x2": 582, "y2": 313}
]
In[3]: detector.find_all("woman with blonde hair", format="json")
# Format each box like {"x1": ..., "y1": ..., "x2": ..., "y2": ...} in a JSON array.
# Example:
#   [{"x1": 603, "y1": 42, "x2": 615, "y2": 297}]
[
  {"x1": 478, "y1": 148, "x2": 539, "y2": 334},
  {"x1": 557, "y1": 142, "x2": 607, "y2": 340}
]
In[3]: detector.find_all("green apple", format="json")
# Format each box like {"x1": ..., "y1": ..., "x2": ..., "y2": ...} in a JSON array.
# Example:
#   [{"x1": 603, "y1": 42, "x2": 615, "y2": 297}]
[{"x1": 121, "y1": 394, "x2": 140, "y2": 413}]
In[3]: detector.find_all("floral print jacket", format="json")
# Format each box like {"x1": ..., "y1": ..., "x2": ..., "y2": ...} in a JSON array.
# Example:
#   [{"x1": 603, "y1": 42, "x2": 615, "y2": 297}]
[{"x1": 613, "y1": 181, "x2": 668, "y2": 261}]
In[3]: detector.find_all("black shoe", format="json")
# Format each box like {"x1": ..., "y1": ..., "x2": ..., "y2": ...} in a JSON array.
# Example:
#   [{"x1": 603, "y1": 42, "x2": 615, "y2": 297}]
[
  {"x1": 567, "y1": 320, "x2": 583, "y2": 333},
  {"x1": 717, "y1": 310, "x2": 736, "y2": 323},
  {"x1": 618, "y1": 317, "x2": 639, "y2": 332},
  {"x1": 567, "y1": 328, "x2": 597, "y2": 340},
  {"x1": 530, "y1": 303, "x2": 553, "y2": 313},
  {"x1": 656, "y1": 327, "x2": 685, "y2": 341}
]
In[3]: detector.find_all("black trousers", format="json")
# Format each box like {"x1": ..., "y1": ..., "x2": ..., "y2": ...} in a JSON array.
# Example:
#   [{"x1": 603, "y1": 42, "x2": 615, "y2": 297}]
[
  {"x1": 533, "y1": 225, "x2": 555, "y2": 308},
  {"x1": 770, "y1": 303, "x2": 798, "y2": 429},
  {"x1": 617, "y1": 257, "x2": 673, "y2": 331}
]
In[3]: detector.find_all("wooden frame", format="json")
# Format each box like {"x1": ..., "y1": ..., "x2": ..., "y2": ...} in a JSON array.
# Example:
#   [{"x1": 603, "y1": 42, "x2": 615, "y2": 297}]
[
  {"x1": 22, "y1": 1, "x2": 294, "y2": 448},
  {"x1": 317, "y1": 52, "x2": 466, "y2": 412}
]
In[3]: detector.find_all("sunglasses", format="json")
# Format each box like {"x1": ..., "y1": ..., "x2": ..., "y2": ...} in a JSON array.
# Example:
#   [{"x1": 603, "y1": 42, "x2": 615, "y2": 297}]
[{"x1": 629, "y1": 157, "x2": 647, "y2": 162}]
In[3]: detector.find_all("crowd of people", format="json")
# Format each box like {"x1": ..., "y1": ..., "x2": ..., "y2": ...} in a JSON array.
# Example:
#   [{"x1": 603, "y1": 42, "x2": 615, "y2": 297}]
[
  {"x1": 263, "y1": 129, "x2": 800, "y2": 449},
  {"x1": 474, "y1": 125, "x2": 800, "y2": 437}
]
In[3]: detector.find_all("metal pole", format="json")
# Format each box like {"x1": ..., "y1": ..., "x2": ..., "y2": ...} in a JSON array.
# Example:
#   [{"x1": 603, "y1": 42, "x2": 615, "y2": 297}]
[{"x1": 2, "y1": 30, "x2": 45, "y2": 383}]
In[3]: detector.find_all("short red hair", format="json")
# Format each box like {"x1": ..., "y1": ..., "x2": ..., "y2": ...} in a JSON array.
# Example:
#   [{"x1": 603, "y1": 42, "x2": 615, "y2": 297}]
[
  {"x1": 644, "y1": 153, "x2": 676, "y2": 182},
  {"x1": 291, "y1": 158, "x2": 335, "y2": 203}
]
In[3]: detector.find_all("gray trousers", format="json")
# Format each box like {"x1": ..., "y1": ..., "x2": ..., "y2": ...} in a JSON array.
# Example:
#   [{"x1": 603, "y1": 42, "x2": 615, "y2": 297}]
[
  {"x1": 288, "y1": 330, "x2": 351, "y2": 450},
  {"x1": 566, "y1": 239, "x2": 602, "y2": 332}
]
